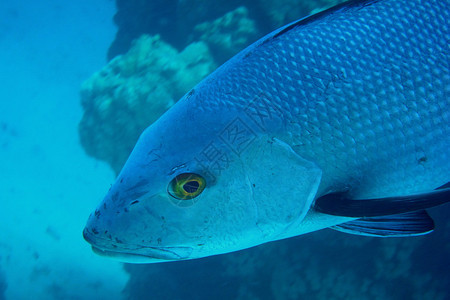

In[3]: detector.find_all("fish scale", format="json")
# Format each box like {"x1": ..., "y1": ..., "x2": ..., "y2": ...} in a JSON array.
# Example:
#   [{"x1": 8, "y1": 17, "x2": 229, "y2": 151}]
[{"x1": 190, "y1": 0, "x2": 449, "y2": 198}]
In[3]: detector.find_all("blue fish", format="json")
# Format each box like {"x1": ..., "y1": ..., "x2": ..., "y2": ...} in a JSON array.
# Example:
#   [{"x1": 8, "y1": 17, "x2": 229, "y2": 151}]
[{"x1": 83, "y1": 0, "x2": 450, "y2": 263}]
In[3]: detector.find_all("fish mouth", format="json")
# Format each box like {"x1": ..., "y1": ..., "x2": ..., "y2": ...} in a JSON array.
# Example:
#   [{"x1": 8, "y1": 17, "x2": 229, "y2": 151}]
[
  {"x1": 83, "y1": 228, "x2": 192, "y2": 263},
  {"x1": 90, "y1": 245, "x2": 185, "y2": 263}
]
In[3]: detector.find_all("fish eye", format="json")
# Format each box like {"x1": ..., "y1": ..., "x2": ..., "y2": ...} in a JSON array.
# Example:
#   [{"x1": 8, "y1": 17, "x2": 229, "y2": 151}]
[{"x1": 168, "y1": 173, "x2": 206, "y2": 200}]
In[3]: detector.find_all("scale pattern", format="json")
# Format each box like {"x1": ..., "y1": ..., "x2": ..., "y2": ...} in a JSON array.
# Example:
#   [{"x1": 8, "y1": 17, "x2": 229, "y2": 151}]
[{"x1": 189, "y1": 0, "x2": 449, "y2": 197}]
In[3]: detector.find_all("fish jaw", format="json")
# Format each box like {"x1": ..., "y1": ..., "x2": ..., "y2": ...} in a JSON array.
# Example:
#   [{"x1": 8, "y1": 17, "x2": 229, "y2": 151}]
[{"x1": 83, "y1": 227, "x2": 193, "y2": 263}]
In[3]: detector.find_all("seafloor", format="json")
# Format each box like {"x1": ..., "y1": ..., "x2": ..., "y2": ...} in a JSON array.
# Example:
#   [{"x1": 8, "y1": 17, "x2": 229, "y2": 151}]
[{"x1": 1, "y1": 0, "x2": 449, "y2": 299}]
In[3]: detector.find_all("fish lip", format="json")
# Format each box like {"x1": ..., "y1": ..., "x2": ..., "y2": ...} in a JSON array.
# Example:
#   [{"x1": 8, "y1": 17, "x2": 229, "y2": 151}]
[
  {"x1": 83, "y1": 227, "x2": 192, "y2": 262},
  {"x1": 90, "y1": 245, "x2": 183, "y2": 263}
]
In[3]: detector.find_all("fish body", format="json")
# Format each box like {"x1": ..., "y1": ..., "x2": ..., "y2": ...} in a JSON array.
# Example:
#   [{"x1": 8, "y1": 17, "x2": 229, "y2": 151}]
[{"x1": 83, "y1": 0, "x2": 449, "y2": 263}]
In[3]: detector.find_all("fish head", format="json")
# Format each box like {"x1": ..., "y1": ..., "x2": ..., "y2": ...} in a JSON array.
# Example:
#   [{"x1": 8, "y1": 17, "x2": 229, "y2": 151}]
[{"x1": 83, "y1": 97, "x2": 322, "y2": 263}]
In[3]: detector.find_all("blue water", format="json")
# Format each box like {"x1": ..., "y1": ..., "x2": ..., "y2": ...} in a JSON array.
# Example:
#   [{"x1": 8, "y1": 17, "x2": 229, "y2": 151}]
[
  {"x1": 0, "y1": 0, "x2": 127, "y2": 299},
  {"x1": 1, "y1": 0, "x2": 449, "y2": 299}
]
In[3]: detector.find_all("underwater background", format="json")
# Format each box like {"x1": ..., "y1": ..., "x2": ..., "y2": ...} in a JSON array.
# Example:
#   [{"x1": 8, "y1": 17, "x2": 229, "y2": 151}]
[{"x1": 0, "y1": 0, "x2": 449, "y2": 299}]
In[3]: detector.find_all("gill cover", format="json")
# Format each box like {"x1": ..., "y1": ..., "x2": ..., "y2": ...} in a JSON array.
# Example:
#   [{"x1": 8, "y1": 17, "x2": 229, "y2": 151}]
[{"x1": 238, "y1": 137, "x2": 322, "y2": 240}]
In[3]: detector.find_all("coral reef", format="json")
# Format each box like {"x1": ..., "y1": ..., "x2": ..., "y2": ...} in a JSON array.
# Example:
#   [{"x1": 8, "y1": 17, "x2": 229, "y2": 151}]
[
  {"x1": 109, "y1": 0, "x2": 246, "y2": 60},
  {"x1": 79, "y1": 35, "x2": 216, "y2": 172},
  {"x1": 192, "y1": 6, "x2": 259, "y2": 64},
  {"x1": 108, "y1": 0, "x2": 345, "y2": 60},
  {"x1": 257, "y1": 0, "x2": 341, "y2": 29}
]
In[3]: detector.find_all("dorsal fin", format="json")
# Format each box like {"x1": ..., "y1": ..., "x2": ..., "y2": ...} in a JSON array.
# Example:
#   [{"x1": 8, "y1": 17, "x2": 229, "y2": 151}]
[{"x1": 271, "y1": 0, "x2": 381, "y2": 40}]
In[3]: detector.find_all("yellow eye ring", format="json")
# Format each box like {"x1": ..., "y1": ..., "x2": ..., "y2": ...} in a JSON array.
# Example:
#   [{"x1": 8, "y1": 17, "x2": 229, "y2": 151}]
[{"x1": 168, "y1": 173, "x2": 206, "y2": 200}]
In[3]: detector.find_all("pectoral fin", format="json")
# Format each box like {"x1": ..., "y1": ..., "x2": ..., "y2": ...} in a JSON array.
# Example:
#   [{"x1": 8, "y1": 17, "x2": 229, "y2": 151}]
[
  {"x1": 331, "y1": 210, "x2": 434, "y2": 237},
  {"x1": 314, "y1": 186, "x2": 450, "y2": 218}
]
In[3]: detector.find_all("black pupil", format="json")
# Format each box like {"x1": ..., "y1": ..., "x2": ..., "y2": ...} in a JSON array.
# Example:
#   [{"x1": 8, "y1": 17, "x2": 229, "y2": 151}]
[{"x1": 183, "y1": 180, "x2": 199, "y2": 194}]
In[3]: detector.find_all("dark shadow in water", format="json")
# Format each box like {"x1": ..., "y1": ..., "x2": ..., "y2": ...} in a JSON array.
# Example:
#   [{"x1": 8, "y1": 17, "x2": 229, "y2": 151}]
[
  {"x1": 123, "y1": 205, "x2": 450, "y2": 300},
  {"x1": 0, "y1": 266, "x2": 6, "y2": 300}
]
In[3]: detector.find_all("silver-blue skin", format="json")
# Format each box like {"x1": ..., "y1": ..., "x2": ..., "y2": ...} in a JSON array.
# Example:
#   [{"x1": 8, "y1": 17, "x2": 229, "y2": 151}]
[{"x1": 83, "y1": 0, "x2": 449, "y2": 263}]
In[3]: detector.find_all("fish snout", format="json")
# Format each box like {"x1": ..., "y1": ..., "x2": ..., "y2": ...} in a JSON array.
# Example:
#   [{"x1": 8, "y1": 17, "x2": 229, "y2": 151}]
[
  {"x1": 83, "y1": 184, "x2": 196, "y2": 262},
  {"x1": 82, "y1": 212, "x2": 112, "y2": 250},
  {"x1": 83, "y1": 216, "x2": 193, "y2": 263},
  {"x1": 82, "y1": 187, "x2": 133, "y2": 249},
  {"x1": 83, "y1": 213, "x2": 133, "y2": 256},
  {"x1": 82, "y1": 226, "x2": 98, "y2": 246}
]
